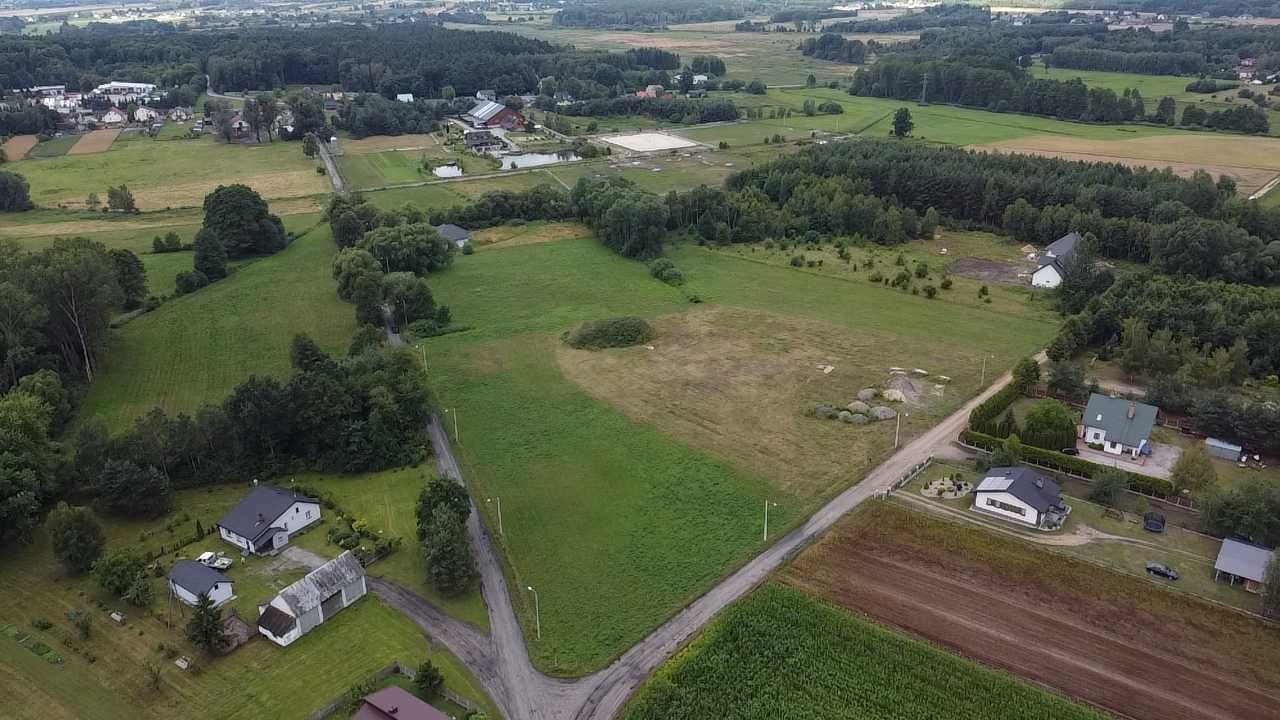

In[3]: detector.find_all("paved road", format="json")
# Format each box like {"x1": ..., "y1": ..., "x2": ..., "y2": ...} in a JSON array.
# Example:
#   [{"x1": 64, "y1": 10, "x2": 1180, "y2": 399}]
[
  {"x1": 316, "y1": 139, "x2": 347, "y2": 195},
  {"x1": 390, "y1": 318, "x2": 1032, "y2": 718}
]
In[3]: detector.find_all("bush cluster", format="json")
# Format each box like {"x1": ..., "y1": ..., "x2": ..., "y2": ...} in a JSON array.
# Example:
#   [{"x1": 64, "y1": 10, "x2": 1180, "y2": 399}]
[{"x1": 564, "y1": 317, "x2": 655, "y2": 350}]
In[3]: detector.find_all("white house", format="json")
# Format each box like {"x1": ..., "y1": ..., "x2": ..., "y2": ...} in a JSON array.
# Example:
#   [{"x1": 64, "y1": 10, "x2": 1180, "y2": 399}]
[
  {"x1": 1031, "y1": 232, "x2": 1082, "y2": 289},
  {"x1": 215, "y1": 484, "x2": 321, "y2": 555},
  {"x1": 92, "y1": 81, "x2": 157, "y2": 105},
  {"x1": 396, "y1": 93, "x2": 415, "y2": 103},
  {"x1": 134, "y1": 105, "x2": 162, "y2": 123},
  {"x1": 99, "y1": 107, "x2": 127, "y2": 125},
  {"x1": 1082, "y1": 393, "x2": 1158, "y2": 458},
  {"x1": 973, "y1": 466, "x2": 1070, "y2": 529},
  {"x1": 168, "y1": 560, "x2": 234, "y2": 608},
  {"x1": 256, "y1": 551, "x2": 367, "y2": 647}
]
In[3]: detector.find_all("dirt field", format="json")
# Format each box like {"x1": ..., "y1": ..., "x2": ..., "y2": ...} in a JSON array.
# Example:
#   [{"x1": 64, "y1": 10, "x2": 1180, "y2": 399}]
[
  {"x1": 1, "y1": 134, "x2": 38, "y2": 161},
  {"x1": 976, "y1": 134, "x2": 1280, "y2": 195},
  {"x1": 67, "y1": 128, "x2": 120, "y2": 154},
  {"x1": 556, "y1": 307, "x2": 943, "y2": 497},
  {"x1": 472, "y1": 221, "x2": 592, "y2": 249},
  {"x1": 947, "y1": 256, "x2": 1030, "y2": 284},
  {"x1": 341, "y1": 134, "x2": 440, "y2": 154},
  {"x1": 785, "y1": 503, "x2": 1280, "y2": 720}
]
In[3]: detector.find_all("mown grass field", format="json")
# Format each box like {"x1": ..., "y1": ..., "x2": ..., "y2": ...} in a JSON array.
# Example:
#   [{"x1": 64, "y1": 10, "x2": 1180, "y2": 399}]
[
  {"x1": 79, "y1": 216, "x2": 357, "y2": 431},
  {"x1": 421, "y1": 234, "x2": 1055, "y2": 675},
  {"x1": 5, "y1": 133, "x2": 327, "y2": 210},
  {"x1": 26, "y1": 135, "x2": 80, "y2": 159},
  {"x1": 622, "y1": 582, "x2": 1105, "y2": 720}
]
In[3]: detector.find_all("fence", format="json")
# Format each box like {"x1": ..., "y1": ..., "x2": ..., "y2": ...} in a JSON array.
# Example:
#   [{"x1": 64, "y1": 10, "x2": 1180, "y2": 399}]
[
  {"x1": 892, "y1": 456, "x2": 935, "y2": 491},
  {"x1": 306, "y1": 661, "x2": 479, "y2": 720}
]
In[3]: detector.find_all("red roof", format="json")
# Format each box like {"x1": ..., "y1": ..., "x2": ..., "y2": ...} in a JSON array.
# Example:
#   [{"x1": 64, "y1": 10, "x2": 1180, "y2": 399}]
[{"x1": 352, "y1": 686, "x2": 450, "y2": 720}]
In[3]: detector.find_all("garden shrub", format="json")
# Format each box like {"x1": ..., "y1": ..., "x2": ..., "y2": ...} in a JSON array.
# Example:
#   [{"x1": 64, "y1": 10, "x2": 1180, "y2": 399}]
[{"x1": 564, "y1": 317, "x2": 654, "y2": 350}]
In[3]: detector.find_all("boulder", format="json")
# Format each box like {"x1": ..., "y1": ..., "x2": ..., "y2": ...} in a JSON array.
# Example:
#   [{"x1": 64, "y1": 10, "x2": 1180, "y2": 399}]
[
  {"x1": 838, "y1": 410, "x2": 854, "y2": 422},
  {"x1": 815, "y1": 404, "x2": 839, "y2": 419},
  {"x1": 846, "y1": 413, "x2": 869, "y2": 425},
  {"x1": 882, "y1": 389, "x2": 907, "y2": 403},
  {"x1": 856, "y1": 388, "x2": 878, "y2": 402},
  {"x1": 846, "y1": 400, "x2": 871, "y2": 415},
  {"x1": 871, "y1": 405, "x2": 897, "y2": 420}
]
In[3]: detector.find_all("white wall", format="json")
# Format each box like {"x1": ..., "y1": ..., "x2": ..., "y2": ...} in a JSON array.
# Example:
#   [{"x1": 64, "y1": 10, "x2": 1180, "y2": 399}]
[
  {"x1": 974, "y1": 491, "x2": 1040, "y2": 527},
  {"x1": 219, "y1": 526, "x2": 249, "y2": 551},
  {"x1": 170, "y1": 580, "x2": 234, "y2": 608},
  {"x1": 271, "y1": 501, "x2": 321, "y2": 535},
  {"x1": 1032, "y1": 265, "x2": 1062, "y2": 289}
]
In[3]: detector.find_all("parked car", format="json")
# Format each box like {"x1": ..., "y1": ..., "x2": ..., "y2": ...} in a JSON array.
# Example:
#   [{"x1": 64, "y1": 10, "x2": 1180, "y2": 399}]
[
  {"x1": 1145, "y1": 562, "x2": 1179, "y2": 581},
  {"x1": 197, "y1": 551, "x2": 234, "y2": 570},
  {"x1": 1060, "y1": 447, "x2": 1080, "y2": 456},
  {"x1": 1143, "y1": 512, "x2": 1166, "y2": 533}
]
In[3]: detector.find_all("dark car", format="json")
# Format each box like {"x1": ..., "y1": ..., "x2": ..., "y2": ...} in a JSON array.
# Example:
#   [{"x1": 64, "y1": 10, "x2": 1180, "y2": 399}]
[
  {"x1": 1143, "y1": 512, "x2": 1166, "y2": 534},
  {"x1": 1060, "y1": 447, "x2": 1080, "y2": 456},
  {"x1": 1145, "y1": 562, "x2": 1179, "y2": 581}
]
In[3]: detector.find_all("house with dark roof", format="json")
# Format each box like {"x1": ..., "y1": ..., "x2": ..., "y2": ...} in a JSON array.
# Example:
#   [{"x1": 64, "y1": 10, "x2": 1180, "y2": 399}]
[
  {"x1": 257, "y1": 551, "x2": 367, "y2": 646},
  {"x1": 1214, "y1": 538, "x2": 1274, "y2": 594},
  {"x1": 1031, "y1": 231, "x2": 1081, "y2": 289},
  {"x1": 973, "y1": 466, "x2": 1070, "y2": 529},
  {"x1": 353, "y1": 686, "x2": 450, "y2": 720},
  {"x1": 1082, "y1": 393, "x2": 1158, "y2": 458},
  {"x1": 462, "y1": 100, "x2": 526, "y2": 130},
  {"x1": 434, "y1": 223, "x2": 471, "y2": 248},
  {"x1": 216, "y1": 484, "x2": 321, "y2": 555},
  {"x1": 168, "y1": 560, "x2": 234, "y2": 607}
]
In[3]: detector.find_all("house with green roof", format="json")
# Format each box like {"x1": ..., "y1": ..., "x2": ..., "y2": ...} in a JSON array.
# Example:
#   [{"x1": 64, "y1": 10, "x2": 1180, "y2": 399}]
[{"x1": 1082, "y1": 393, "x2": 1158, "y2": 459}]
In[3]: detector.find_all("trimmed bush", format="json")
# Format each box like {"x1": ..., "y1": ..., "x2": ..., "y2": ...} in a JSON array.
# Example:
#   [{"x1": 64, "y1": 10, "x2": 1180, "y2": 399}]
[{"x1": 564, "y1": 317, "x2": 654, "y2": 350}]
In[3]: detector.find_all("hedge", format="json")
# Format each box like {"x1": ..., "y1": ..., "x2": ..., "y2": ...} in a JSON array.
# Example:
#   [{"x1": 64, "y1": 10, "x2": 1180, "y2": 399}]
[
  {"x1": 960, "y1": 429, "x2": 1177, "y2": 499},
  {"x1": 968, "y1": 384, "x2": 1022, "y2": 436}
]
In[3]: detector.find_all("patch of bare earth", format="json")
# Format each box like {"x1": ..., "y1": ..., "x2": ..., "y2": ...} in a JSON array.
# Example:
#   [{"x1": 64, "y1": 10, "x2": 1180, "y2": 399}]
[
  {"x1": 1, "y1": 134, "x2": 38, "y2": 161},
  {"x1": 67, "y1": 128, "x2": 120, "y2": 154},
  {"x1": 555, "y1": 307, "x2": 931, "y2": 497},
  {"x1": 128, "y1": 170, "x2": 328, "y2": 210},
  {"x1": 975, "y1": 135, "x2": 1280, "y2": 195},
  {"x1": 947, "y1": 256, "x2": 1030, "y2": 285},
  {"x1": 342, "y1": 134, "x2": 440, "y2": 154},
  {"x1": 784, "y1": 503, "x2": 1280, "y2": 720}
]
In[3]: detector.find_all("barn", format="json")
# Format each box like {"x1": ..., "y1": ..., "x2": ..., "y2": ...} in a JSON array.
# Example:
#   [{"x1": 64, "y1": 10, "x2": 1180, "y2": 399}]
[
  {"x1": 462, "y1": 101, "x2": 526, "y2": 130},
  {"x1": 257, "y1": 551, "x2": 367, "y2": 647}
]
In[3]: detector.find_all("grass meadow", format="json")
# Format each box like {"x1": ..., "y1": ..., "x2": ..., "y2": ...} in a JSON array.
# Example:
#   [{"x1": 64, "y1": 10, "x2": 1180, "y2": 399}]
[
  {"x1": 79, "y1": 216, "x2": 357, "y2": 431},
  {"x1": 420, "y1": 234, "x2": 1055, "y2": 674},
  {"x1": 622, "y1": 582, "x2": 1105, "y2": 720}
]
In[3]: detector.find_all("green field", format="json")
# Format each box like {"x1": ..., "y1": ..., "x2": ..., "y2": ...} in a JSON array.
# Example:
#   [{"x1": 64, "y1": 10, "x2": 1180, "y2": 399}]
[
  {"x1": 79, "y1": 216, "x2": 357, "y2": 431},
  {"x1": 4, "y1": 133, "x2": 327, "y2": 210},
  {"x1": 422, "y1": 234, "x2": 1055, "y2": 674},
  {"x1": 623, "y1": 582, "x2": 1104, "y2": 720},
  {"x1": 25, "y1": 135, "x2": 80, "y2": 159},
  {"x1": 0, "y1": 480, "x2": 497, "y2": 720}
]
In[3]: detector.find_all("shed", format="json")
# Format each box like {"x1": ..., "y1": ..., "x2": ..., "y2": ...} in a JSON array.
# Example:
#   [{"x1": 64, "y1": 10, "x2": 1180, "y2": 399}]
[
  {"x1": 1214, "y1": 538, "x2": 1274, "y2": 593},
  {"x1": 168, "y1": 560, "x2": 234, "y2": 607},
  {"x1": 434, "y1": 223, "x2": 471, "y2": 248},
  {"x1": 353, "y1": 686, "x2": 450, "y2": 720},
  {"x1": 1204, "y1": 437, "x2": 1243, "y2": 462}
]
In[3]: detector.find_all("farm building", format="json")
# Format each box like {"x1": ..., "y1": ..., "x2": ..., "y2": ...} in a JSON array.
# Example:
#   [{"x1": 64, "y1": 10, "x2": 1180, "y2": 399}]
[
  {"x1": 133, "y1": 105, "x2": 162, "y2": 123},
  {"x1": 1082, "y1": 393, "x2": 1157, "y2": 458},
  {"x1": 463, "y1": 100, "x2": 526, "y2": 130},
  {"x1": 256, "y1": 551, "x2": 367, "y2": 647},
  {"x1": 1204, "y1": 437, "x2": 1244, "y2": 461},
  {"x1": 215, "y1": 484, "x2": 321, "y2": 555},
  {"x1": 353, "y1": 686, "x2": 450, "y2": 720},
  {"x1": 475, "y1": 89, "x2": 497, "y2": 101},
  {"x1": 168, "y1": 560, "x2": 234, "y2": 608},
  {"x1": 972, "y1": 466, "x2": 1070, "y2": 529},
  {"x1": 464, "y1": 129, "x2": 501, "y2": 149},
  {"x1": 92, "y1": 81, "x2": 156, "y2": 105},
  {"x1": 434, "y1": 223, "x2": 471, "y2": 248},
  {"x1": 1214, "y1": 538, "x2": 1274, "y2": 593},
  {"x1": 1031, "y1": 232, "x2": 1081, "y2": 289}
]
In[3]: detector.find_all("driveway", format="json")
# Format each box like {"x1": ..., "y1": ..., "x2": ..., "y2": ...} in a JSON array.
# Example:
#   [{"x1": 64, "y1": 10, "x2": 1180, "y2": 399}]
[{"x1": 1074, "y1": 442, "x2": 1180, "y2": 480}]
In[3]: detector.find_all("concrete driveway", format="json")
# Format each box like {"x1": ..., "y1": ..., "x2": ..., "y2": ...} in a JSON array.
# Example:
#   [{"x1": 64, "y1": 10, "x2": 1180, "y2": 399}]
[{"x1": 1074, "y1": 442, "x2": 1181, "y2": 480}]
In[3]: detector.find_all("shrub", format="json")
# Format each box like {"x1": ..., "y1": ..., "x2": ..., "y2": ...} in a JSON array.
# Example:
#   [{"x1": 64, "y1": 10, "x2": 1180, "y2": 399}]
[
  {"x1": 174, "y1": 270, "x2": 210, "y2": 296},
  {"x1": 564, "y1": 317, "x2": 654, "y2": 350},
  {"x1": 923, "y1": 285, "x2": 937, "y2": 298},
  {"x1": 914, "y1": 262, "x2": 928, "y2": 279},
  {"x1": 868, "y1": 270, "x2": 883, "y2": 282},
  {"x1": 940, "y1": 277, "x2": 953, "y2": 290},
  {"x1": 790, "y1": 254, "x2": 805, "y2": 267},
  {"x1": 649, "y1": 258, "x2": 684, "y2": 285}
]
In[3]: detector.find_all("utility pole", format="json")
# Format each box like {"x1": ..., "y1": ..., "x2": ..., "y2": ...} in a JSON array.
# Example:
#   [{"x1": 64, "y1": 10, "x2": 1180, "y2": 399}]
[
  {"x1": 763, "y1": 500, "x2": 777, "y2": 542},
  {"x1": 526, "y1": 586, "x2": 541, "y2": 640},
  {"x1": 487, "y1": 496, "x2": 503, "y2": 535},
  {"x1": 980, "y1": 355, "x2": 989, "y2": 386}
]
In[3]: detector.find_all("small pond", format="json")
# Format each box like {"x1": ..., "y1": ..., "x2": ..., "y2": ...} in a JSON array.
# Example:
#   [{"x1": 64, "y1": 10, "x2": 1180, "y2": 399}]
[
  {"x1": 496, "y1": 151, "x2": 581, "y2": 170},
  {"x1": 432, "y1": 165, "x2": 463, "y2": 178}
]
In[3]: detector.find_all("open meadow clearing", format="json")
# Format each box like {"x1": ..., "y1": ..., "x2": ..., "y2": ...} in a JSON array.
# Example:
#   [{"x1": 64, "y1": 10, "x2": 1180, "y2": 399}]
[
  {"x1": 0, "y1": 479, "x2": 497, "y2": 720},
  {"x1": 1, "y1": 133, "x2": 38, "y2": 160},
  {"x1": 5, "y1": 134, "x2": 327, "y2": 210},
  {"x1": 782, "y1": 502, "x2": 1280, "y2": 720},
  {"x1": 79, "y1": 216, "x2": 357, "y2": 431},
  {"x1": 622, "y1": 582, "x2": 1105, "y2": 720},
  {"x1": 421, "y1": 235, "x2": 1055, "y2": 674},
  {"x1": 67, "y1": 128, "x2": 120, "y2": 154}
]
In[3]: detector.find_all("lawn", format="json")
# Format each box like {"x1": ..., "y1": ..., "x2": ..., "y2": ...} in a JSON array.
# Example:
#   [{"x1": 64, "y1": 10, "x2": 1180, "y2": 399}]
[
  {"x1": 4, "y1": 133, "x2": 327, "y2": 210},
  {"x1": 0, "y1": 484, "x2": 498, "y2": 720},
  {"x1": 622, "y1": 582, "x2": 1105, "y2": 720},
  {"x1": 420, "y1": 234, "x2": 1054, "y2": 675},
  {"x1": 79, "y1": 216, "x2": 357, "y2": 432},
  {"x1": 25, "y1": 135, "x2": 81, "y2": 159}
]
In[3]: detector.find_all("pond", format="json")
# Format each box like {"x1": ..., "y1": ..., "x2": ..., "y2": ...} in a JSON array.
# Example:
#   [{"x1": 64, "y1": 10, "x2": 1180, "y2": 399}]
[
  {"x1": 432, "y1": 165, "x2": 463, "y2": 178},
  {"x1": 496, "y1": 151, "x2": 581, "y2": 170}
]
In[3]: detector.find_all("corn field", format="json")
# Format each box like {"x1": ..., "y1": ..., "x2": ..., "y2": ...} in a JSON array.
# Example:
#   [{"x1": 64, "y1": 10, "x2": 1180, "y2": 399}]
[{"x1": 624, "y1": 583, "x2": 1107, "y2": 720}]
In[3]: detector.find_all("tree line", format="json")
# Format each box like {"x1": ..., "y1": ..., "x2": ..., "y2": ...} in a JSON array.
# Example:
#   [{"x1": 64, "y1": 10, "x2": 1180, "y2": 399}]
[
  {"x1": 552, "y1": 0, "x2": 742, "y2": 29},
  {"x1": 823, "y1": 4, "x2": 991, "y2": 33},
  {"x1": 556, "y1": 96, "x2": 738, "y2": 124}
]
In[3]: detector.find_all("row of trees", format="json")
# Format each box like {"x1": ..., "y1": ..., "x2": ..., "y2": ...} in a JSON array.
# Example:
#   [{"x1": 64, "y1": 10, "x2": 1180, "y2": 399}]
[
  {"x1": 552, "y1": 0, "x2": 741, "y2": 29},
  {"x1": 799, "y1": 35, "x2": 868, "y2": 64},
  {"x1": 558, "y1": 97, "x2": 738, "y2": 124}
]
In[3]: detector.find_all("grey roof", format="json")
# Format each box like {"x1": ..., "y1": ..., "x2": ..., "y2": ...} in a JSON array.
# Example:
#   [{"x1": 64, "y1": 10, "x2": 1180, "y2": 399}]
[
  {"x1": 216, "y1": 485, "x2": 317, "y2": 542},
  {"x1": 257, "y1": 604, "x2": 295, "y2": 636},
  {"x1": 976, "y1": 466, "x2": 1063, "y2": 513},
  {"x1": 466, "y1": 100, "x2": 506, "y2": 122},
  {"x1": 169, "y1": 560, "x2": 231, "y2": 596},
  {"x1": 1083, "y1": 393, "x2": 1157, "y2": 448},
  {"x1": 434, "y1": 224, "x2": 470, "y2": 244},
  {"x1": 1046, "y1": 232, "x2": 1082, "y2": 259},
  {"x1": 1214, "y1": 538, "x2": 1274, "y2": 583},
  {"x1": 276, "y1": 551, "x2": 365, "y2": 615}
]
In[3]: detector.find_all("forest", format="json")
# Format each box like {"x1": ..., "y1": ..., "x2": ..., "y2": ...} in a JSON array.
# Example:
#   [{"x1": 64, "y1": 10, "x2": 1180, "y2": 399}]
[
  {"x1": 552, "y1": 0, "x2": 743, "y2": 29},
  {"x1": 824, "y1": 4, "x2": 992, "y2": 33}
]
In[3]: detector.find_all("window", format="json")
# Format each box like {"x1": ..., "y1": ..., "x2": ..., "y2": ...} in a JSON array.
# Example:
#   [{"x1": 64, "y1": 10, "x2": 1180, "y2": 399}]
[
  {"x1": 986, "y1": 497, "x2": 1027, "y2": 516},
  {"x1": 305, "y1": 510, "x2": 312, "y2": 519}
]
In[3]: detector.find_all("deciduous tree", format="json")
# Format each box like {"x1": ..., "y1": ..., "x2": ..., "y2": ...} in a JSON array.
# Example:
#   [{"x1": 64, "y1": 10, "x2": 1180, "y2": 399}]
[{"x1": 47, "y1": 502, "x2": 104, "y2": 573}]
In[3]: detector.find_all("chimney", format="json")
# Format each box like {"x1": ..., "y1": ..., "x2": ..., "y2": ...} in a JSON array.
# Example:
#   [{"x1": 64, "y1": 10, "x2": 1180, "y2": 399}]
[
  {"x1": 1127, "y1": 403, "x2": 1136, "y2": 419},
  {"x1": 257, "y1": 513, "x2": 265, "y2": 526}
]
